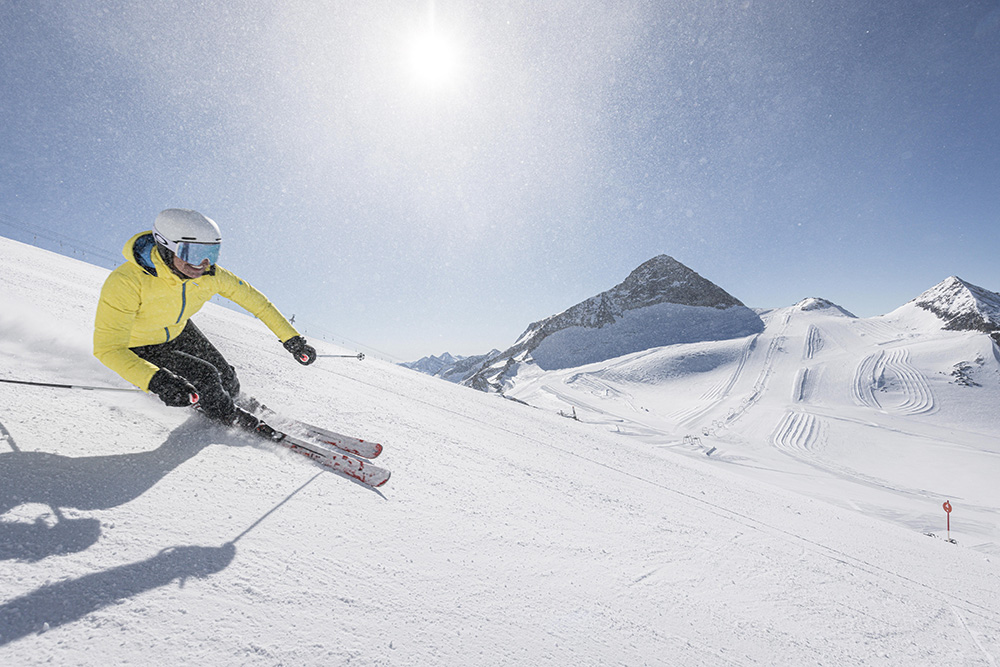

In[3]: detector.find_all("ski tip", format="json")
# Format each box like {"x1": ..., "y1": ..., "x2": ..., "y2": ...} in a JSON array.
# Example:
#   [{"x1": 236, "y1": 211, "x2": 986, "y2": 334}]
[
  {"x1": 374, "y1": 472, "x2": 390, "y2": 488},
  {"x1": 372, "y1": 443, "x2": 383, "y2": 458}
]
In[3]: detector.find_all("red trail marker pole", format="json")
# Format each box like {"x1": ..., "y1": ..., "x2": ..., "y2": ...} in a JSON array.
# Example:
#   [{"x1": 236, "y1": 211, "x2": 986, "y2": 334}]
[{"x1": 943, "y1": 500, "x2": 953, "y2": 541}]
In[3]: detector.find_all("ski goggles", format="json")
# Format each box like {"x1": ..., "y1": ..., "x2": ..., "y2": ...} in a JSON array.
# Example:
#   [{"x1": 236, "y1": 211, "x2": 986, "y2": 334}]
[{"x1": 175, "y1": 241, "x2": 221, "y2": 266}]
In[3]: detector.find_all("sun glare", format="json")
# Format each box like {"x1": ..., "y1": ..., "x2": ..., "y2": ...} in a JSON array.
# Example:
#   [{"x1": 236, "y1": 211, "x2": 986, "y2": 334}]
[{"x1": 407, "y1": 30, "x2": 458, "y2": 87}]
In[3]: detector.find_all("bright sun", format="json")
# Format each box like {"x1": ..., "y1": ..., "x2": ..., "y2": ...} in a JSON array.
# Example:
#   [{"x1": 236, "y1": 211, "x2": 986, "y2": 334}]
[{"x1": 407, "y1": 30, "x2": 458, "y2": 87}]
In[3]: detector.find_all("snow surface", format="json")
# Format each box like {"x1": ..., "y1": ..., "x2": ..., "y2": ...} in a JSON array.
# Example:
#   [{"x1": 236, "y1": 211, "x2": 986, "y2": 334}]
[{"x1": 2, "y1": 236, "x2": 999, "y2": 666}]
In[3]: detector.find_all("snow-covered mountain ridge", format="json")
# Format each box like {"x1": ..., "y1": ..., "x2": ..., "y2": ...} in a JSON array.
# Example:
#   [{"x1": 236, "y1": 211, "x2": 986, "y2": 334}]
[
  {"x1": 461, "y1": 255, "x2": 765, "y2": 391},
  {"x1": 411, "y1": 269, "x2": 1000, "y2": 396},
  {"x1": 2, "y1": 236, "x2": 1000, "y2": 665},
  {"x1": 911, "y1": 275, "x2": 1000, "y2": 334},
  {"x1": 794, "y1": 296, "x2": 856, "y2": 317}
]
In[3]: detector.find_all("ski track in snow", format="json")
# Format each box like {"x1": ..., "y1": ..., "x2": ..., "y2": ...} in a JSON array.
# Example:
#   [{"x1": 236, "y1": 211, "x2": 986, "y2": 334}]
[
  {"x1": 803, "y1": 324, "x2": 824, "y2": 360},
  {"x1": 853, "y1": 347, "x2": 936, "y2": 415},
  {"x1": 702, "y1": 309, "x2": 791, "y2": 431},
  {"x1": 768, "y1": 409, "x2": 948, "y2": 502},
  {"x1": 669, "y1": 333, "x2": 759, "y2": 427},
  {"x1": 770, "y1": 410, "x2": 825, "y2": 457},
  {"x1": 953, "y1": 605, "x2": 1000, "y2": 667},
  {"x1": 853, "y1": 317, "x2": 905, "y2": 344},
  {"x1": 792, "y1": 366, "x2": 810, "y2": 403},
  {"x1": 700, "y1": 334, "x2": 757, "y2": 403}
]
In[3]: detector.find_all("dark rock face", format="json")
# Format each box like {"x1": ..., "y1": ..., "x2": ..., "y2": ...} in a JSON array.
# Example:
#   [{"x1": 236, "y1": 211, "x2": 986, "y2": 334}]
[{"x1": 601, "y1": 255, "x2": 747, "y2": 312}]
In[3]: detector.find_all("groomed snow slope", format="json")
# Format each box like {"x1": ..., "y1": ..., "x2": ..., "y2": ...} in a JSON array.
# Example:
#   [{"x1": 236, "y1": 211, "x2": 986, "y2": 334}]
[
  {"x1": 506, "y1": 299, "x2": 1000, "y2": 557},
  {"x1": 1, "y1": 236, "x2": 999, "y2": 666}
]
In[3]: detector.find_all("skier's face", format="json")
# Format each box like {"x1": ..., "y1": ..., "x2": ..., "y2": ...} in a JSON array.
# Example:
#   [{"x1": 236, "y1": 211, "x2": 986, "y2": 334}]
[{"x1": 172, "y1": 255, "x2": 210, "y2": 278}]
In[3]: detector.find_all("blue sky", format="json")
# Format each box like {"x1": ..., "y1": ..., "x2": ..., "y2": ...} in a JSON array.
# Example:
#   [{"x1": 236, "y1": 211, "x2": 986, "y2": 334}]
[{"x1": 2, "y1": 1, "x2": 999, "y2": 361}]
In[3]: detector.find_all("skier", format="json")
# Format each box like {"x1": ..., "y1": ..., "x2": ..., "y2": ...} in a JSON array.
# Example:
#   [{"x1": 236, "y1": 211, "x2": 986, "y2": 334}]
[{"x1": 93, "y1": 208, "x2": 316, "y2": 435}]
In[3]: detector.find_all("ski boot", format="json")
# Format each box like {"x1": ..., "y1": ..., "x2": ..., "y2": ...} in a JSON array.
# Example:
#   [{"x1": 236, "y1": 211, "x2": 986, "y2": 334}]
[{"x1": 232, "y1": 406, "x2": 284, "y2": 442}]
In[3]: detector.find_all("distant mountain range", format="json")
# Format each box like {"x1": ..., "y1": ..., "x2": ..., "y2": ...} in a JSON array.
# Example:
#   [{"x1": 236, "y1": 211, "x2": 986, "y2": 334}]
[
  {"x1": 399, "y1": 350, "x2": 501, "y2": 383},
  {"x1": 400, "y1": 352, "x2": 464, "y2": 376},
  {"x1": 402, "y1": 256, "x2": 1000, "y2": 391}
]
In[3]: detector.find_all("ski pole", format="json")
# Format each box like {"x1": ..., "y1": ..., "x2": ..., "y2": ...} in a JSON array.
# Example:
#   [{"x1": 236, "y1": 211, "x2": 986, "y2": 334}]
[
  {"x1": 0, "y1": 376, "x2": 200, "y2": 405},
  {"x1": 0, "y1": 377, "x2": 143, "y2": 392},
  {"x1": 317, "y1": 353, "x2": 365, "y2": 361}
]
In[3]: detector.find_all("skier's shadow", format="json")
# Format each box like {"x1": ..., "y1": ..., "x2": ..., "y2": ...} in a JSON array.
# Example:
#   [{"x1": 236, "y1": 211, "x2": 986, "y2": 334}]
[
  {"x1": 0, "y1": 513, "x2": 102, "y2": 563},
  {"x1": 0, "y1": 416, "x2": 239, "y2": 646},
  {"x1": 0, "y1": 542, "x2": 236, "y2": 646},
  {"x1": 0, "y1": 416, "x2": 236, "y2": 562}
]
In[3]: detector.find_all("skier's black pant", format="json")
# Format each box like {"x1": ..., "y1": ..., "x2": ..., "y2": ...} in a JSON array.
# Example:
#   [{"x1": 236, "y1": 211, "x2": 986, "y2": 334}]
[{"x1": 132, "y1": 321, "x2": 240, "y2": 422}]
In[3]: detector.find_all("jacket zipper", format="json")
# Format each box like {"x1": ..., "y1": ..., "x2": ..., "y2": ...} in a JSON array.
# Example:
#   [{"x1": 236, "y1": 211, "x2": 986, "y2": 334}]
[
  {"x1": 163, "y1": 283, "x2": 188, "y2": 343},
  {"x1": 176, "y1": 282, "x2": 187, "y2": 324}
]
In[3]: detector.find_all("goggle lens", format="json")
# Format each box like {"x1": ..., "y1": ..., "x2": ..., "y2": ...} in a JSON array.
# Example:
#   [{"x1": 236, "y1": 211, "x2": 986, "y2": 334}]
[{"x1": 176, "y1": 242, "x2": 220, "y2": 266}]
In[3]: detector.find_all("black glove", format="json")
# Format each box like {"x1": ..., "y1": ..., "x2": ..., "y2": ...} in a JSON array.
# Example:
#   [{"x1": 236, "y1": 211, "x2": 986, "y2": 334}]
[
  {"x1": 148, "y1": 368, "x2": 199, "y2": 407},
  {"x1": 283, "y1": 335, "x2": 316, "y2": 365}
]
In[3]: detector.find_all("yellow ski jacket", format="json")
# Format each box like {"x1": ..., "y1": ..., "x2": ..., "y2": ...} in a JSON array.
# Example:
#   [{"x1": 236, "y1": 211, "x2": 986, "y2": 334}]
[{"x1": 94, "y1": 231, "x2": 299, "y2": 391}]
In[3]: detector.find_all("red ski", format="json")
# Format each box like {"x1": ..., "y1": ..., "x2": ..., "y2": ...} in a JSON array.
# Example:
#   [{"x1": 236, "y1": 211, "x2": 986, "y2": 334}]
[
  {"x1": 257, "y1": 405, "x2": 383, "y2": 459},
  {"x1": 276, "y1": 433, "x2": 391, "y2": 488}
]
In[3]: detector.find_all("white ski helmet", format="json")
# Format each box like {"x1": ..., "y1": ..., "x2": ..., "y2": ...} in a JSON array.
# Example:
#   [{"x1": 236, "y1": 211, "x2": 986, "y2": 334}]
[{"x1": 152, "y1": 208, "x2": 222, "y2": 266}]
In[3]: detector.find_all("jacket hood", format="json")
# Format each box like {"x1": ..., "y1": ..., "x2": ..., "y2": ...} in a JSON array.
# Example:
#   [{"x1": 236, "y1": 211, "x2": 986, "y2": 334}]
[
  {"x1": 121, "y1": 231, "x2": 217, "y2": 281},
  {"x1": 122, "y1": 231, "x2": 161, "y2": 277}
]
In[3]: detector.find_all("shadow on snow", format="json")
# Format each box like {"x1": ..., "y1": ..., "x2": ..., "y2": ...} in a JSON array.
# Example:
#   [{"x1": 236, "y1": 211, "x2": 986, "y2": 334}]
[
  {"x1": 0, "y1": 416, "x2": 243, "y2": 646},
  {"x1": 0, "y1": 542, "x2": 236, "y2": 645}
]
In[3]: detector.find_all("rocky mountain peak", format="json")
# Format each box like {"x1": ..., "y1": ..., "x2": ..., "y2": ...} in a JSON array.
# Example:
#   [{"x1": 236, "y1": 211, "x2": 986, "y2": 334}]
[
  {"x1": 913, "y1": 276, "x2": 1000, "y2": 332},
  {"x1": 464, "y1": 255, "x2": 763, "y2": 392},
  {"x1": 610, "y1": 254, "x2": 746, "y2": 311}
]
